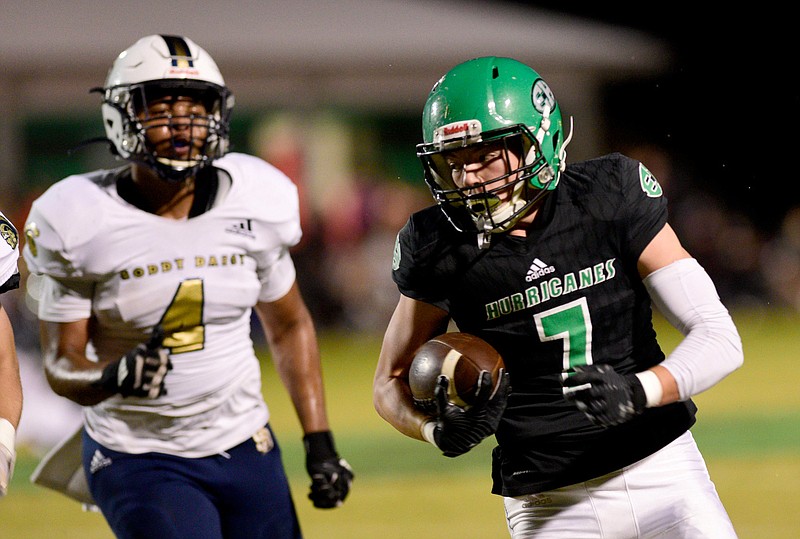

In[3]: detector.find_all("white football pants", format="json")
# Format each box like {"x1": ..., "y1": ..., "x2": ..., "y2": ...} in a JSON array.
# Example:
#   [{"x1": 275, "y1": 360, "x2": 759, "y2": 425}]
[{"x1": 504, "y1": 431, "x2": 736, "y2": 538}]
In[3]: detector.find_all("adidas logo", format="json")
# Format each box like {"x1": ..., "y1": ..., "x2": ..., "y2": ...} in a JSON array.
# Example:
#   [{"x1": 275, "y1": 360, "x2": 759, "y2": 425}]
[
  {"x1": 225, "y1": 218, "x2": 255, "y2": 238},
  {"x1": 89, "y1": 449, "x2": 113, "y2": 474},
  {"x1": 525, "y1": 258, "x2": 555, "y2": 282}
]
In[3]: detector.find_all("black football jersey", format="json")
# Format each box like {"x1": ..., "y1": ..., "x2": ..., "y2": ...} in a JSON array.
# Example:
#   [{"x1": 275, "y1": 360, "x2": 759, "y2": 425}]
[{"x1": 393, "y1": 153, "x2": 697, "y2": 496}]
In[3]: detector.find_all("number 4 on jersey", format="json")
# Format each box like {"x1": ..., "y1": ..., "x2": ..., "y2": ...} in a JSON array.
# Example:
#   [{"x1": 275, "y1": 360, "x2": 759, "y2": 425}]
[{"x1": 159, "y1": 278, "x2": 205, "y2": 354}]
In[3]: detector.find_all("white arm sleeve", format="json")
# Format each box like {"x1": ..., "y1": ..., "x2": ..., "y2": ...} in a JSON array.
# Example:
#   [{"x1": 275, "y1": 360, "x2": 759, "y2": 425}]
[{"x1": 643, "y1": 257, "x2": 743, "y2": 401}]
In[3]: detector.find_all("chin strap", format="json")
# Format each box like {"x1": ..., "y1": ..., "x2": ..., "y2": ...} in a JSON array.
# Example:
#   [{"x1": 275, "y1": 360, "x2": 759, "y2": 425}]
[
  {"x1": 476, "y1": 216, "x2": 493, "y2": 249},
  {"x1": 559, "y1": 116, "x2": 574, "y2": 172},
  {"x1": 534, "y1": 104, "x2": 552, "y2": 146}
]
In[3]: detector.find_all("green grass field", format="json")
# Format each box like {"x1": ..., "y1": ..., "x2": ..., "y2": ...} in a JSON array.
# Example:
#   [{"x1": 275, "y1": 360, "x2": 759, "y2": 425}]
[{"x1": 1, "y1": 308, "x2": 798, "y2": 538}]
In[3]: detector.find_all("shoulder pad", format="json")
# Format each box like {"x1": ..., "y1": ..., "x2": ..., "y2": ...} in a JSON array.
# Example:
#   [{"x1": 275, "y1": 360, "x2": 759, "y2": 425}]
[{"x1": 23, "y1": 175, "x2": 107, "y2": 278}]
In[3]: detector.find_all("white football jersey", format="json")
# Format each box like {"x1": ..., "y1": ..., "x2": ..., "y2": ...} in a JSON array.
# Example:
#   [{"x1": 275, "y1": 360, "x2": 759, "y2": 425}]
[
  {"x1": 23, "y1": 153, "x2": 302, "y2": 457},
  {"x1": 0, "y1": 210, "x2": 20, "y2": 292}
]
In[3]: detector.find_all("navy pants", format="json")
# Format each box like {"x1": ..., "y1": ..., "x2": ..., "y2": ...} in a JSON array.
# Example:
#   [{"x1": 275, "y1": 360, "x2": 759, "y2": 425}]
[{"x1": 82, "y1": 426, "x2": 302, "y2": 539}]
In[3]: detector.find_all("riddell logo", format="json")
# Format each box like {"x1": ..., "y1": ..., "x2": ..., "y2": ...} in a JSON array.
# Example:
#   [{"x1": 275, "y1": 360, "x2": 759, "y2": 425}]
[
  {"x1": 168, "y1": 68, "x2": 200, "y2": 76},
  {"x1": 443, "y1": 123, "x2": 470, "y2": 136},
  {"x1": 525, "y1": 258, "x2": 555, "y2": 282}
]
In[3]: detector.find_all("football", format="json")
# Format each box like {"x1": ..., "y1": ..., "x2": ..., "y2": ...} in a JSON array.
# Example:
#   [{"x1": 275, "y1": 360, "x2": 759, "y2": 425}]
[{"x1": 409, "y1": 332, "x2": 504, "y2": 413}]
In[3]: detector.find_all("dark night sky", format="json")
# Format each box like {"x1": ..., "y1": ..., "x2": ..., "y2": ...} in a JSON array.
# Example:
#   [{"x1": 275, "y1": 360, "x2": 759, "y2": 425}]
[{"x1": 498, "y1": 3, "x2": 796, "y2": 232}]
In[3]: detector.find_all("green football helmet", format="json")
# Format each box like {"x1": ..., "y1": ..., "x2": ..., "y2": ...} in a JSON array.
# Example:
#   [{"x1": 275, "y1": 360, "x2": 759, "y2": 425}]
[{"x1": 417, "y1": 57, "x2": 572, "y2": 247}]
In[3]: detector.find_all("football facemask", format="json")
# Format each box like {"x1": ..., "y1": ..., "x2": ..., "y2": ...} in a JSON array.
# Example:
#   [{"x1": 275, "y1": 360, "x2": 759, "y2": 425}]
[{"x1": 419, "y1": 125, "x2": 554, "y2": 247}]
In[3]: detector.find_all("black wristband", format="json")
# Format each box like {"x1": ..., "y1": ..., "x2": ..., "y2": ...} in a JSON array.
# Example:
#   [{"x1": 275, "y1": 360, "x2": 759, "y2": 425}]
[{"x1": 303, "y1": 431, "x2": 337, "y2": 459}]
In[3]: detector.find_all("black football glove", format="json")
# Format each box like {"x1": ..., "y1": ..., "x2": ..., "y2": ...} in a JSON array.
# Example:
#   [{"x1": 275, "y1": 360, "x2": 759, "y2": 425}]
[
  {"x1": 303, "y1": 431, "x2": 353, "y2": 509},
  {"x1": 563, "y1": 364, "x2": 646, "y2": 427},
  {"x1": 96, "y1": 325, "x2": 172, "y2": 398},
  {"x1": 432, "y1": 369, "x2": 510, "y2": 458}
]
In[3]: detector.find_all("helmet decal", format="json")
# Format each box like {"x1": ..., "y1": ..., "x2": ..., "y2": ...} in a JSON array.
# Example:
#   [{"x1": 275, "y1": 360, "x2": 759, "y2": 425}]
[
  {"x1": 433, "y1": 120, "x2": 482, "y2": 148},
  {"x1": 531, "y1": 79, "x2": 556, "y2": 114},
  {"x1": 162, "y1": 35, "x2": 194, "y2": 68}
]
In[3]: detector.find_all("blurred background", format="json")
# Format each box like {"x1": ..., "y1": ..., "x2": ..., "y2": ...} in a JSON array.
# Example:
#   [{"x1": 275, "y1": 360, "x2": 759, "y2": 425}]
[
  {"x1": 4, "y1": 0, "x2": 797, "y2": 348},
  {"x1": 0, "y1": 1, "x2": 797, "y2": 537}
]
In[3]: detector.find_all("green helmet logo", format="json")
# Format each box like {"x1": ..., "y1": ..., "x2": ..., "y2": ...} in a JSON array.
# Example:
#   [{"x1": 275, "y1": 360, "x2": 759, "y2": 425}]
[
  {"x1": 417, "y1": 57, "x2": 572, "y2": 247},
  {"x1": 532, "y1": 79, "x2": 556, "y2": 115}
]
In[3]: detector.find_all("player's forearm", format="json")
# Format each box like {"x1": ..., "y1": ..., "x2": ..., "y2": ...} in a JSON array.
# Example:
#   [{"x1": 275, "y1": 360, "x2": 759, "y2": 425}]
[
  {"x1": 641, "y1": 365, "x2": 679, "y2": 406},
  {"x1": 270, "y1": 321, "x2": 331, "y2": 433},
  {"x1": 374, "y1": 301, "x2": 448, "y2": 441},
  {"x1": 0, "y1": 375, "x2": 21, "y2": 429},
  {"x1": 0, "y1": 312, "x2": 22, "y2": 427},
  {"x1": 39, "y1": 319, "x2": 113, "y2": 405},
  {"x1": 43, "y1": 353, "x2": 113, "y2": 406},
  {"x1": 644, "y1": 258, "x2": 743, "y2": 401},
  {"x1": 0, "y1": 372, "x2": 22, "y2": 428},
  {"x1": 373, "y1": 372, "x2": 429, "y2": 441},
  {"x1": 256, "y1": 283, "x2": 332, "y2": 433},
  {"x1": 285, "y1": 369, "x2": 331, "y2": 435}
]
